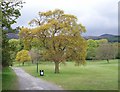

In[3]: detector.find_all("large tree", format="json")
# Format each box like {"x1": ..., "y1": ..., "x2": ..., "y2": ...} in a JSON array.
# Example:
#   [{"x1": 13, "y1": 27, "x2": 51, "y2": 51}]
[
  {"x1": 1, "y1": 0, "x2": 24, "y2": 66},
  {"x1": 20, "y1": 9, "x2": 87, "y2": 73}
]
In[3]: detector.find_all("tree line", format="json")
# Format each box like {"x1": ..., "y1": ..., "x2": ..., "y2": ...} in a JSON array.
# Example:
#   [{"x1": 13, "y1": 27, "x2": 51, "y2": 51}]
[
  {"x1": 9, "y1": 38, "x2": 119, "y2": 67},
  {"x1": 87, "y1": 39, "x2": 119, "y2": 62}
]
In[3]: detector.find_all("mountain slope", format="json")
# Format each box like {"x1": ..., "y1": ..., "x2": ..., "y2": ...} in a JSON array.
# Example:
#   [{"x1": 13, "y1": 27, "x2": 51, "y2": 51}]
[{"x1": 84, "y1": 34, "x2": 120, "y2": 42}]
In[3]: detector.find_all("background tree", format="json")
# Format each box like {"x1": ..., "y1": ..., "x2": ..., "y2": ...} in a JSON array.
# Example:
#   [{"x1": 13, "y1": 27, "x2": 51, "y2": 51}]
[
  {"x1": 1, "y1": 0, "x2": 24, "y2": 66},
  {"x1": 19, "y1": 27, "x2": 32, "y2": 50},
  {"x1": 20, "y1": 9, "x2": 87, "y2": 73},
  {"x1": 8, "y1": 39, "x2": 21, "y2": 65},
  {"x1": 29, "y1": 48, "x2": 41, "y2": 73},
  {"x1": 117, "y1": 43, "x2": 120, "y2": 59},
  {"x1": 112, "y1": 42, "x2": 119, "y2": 59},
  {"x1": 86, "y1": 39, "x2": 98, "y2": 60},
  {"x1": 98, "y1": 39, "x2": 108, "y2": 45},
  {"x1": 96, "y1": 42, "x2": 116, "y2": 63},
  {"x1": 15, "y1": 50, "x2": 31, "y2": 65}
]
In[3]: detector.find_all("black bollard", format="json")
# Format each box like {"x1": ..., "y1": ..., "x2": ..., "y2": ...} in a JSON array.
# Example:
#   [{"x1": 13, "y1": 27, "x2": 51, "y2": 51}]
[{"x1": 40, "y1": 70, "x2": 44, "y2": 76}]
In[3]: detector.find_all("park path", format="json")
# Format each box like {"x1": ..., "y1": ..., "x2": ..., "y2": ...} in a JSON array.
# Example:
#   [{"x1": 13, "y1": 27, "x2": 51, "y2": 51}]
[{"x1": 12, "y1": 67, "x2": 63, "y2": 90}]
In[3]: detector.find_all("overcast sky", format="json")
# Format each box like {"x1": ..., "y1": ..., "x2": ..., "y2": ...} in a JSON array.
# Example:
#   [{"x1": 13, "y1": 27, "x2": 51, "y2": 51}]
[{"x1": 12, "y1": 0, "x2": 119, "y2": 36}]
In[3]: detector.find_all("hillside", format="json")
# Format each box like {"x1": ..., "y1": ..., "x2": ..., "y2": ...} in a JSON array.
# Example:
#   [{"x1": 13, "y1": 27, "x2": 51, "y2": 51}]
[
  {"x1": 7, "y1": 33, "x2": 19, "y2": 39},
  {"x1": 84, "y1": 34, "x2": 120, "y2": 42}
]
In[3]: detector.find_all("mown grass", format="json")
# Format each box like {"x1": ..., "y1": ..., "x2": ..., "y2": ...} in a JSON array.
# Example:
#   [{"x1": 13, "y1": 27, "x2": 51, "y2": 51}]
[
  {"x1": 2, "y1": 67, "x2": 19, "y2": 90},
  {"x1": 15, "y1": 59, "x2": 118, "y2": 90}
]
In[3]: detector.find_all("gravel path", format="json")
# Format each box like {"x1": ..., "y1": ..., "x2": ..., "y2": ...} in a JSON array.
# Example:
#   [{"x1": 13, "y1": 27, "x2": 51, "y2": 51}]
[{"x1": 12, "y1": 67, "x2": 63, "y2": 90}]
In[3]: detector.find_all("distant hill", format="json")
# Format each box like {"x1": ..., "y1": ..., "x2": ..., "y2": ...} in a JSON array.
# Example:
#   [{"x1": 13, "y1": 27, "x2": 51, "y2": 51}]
[
  {"x1": 7, "y1": 33, "x2": 19, "y2": 39},
  {"x1": 84, "y1": 34, "x2": 120, "y2": 42},
  {"x1": 99, "y1": 34, "x2": 115, "y2": 38}
]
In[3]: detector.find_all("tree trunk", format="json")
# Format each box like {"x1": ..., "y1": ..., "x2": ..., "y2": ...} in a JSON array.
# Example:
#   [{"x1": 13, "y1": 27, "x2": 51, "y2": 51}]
[
  {"x1": 54, "y1": 62, "x2": 60, "y2": 73},
  {"x1": 36, "y1": 62, "x2": 38, "y2": 73},
  {"x1": 22, "y1": 62, "x2": 24, "y2": 66},
  {"x1": 107, "y1": 59, "x2": 109, "y2": 63},
  {"x1": 32, "y1": 60, "x2": 34, "y2": 64}
]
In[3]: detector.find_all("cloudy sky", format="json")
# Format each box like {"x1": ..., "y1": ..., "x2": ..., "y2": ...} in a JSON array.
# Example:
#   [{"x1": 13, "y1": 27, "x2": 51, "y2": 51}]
[{"x1": 12, "y1": 0, "x2": 118, "y2": 36}]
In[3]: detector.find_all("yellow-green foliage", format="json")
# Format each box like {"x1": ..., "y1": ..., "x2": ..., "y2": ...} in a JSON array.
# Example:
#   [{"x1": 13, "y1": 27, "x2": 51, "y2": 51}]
[
  {"x1": 19, "y1": 27, "x2": 32, "y2": 50},
  {"x1": 19, "y1": 9, "x2": 87, "y2": 64},
  {"x1": 8, "y1": 39, "x2": 21, "y2": 51},
  {"x1": 15, "y1": 50, "x2": 31, "y2": 63},
  {"x1": 19, "y1": 9, "x2": 87, "y2": 73}
]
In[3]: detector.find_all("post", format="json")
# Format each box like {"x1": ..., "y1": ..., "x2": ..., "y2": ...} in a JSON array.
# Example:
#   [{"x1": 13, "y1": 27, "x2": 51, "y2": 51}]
[
  {"x1": 107, "y1": 59, "x2": 109, "y2": 63},
  {"x1": 37, "y1": 62, "x2": 38, "y2": 73},
  {"x1": 22, "y1": 62, "x2": 24, "y2": 66}
]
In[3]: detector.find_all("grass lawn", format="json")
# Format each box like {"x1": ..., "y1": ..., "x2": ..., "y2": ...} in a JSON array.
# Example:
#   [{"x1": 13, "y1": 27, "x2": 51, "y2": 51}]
[
  {"x1": 2, "y1": 67, "x2": 19, "y2": 90},
  {"x1": 15, "y1": 59, "x2": 118, "y2": 90}
]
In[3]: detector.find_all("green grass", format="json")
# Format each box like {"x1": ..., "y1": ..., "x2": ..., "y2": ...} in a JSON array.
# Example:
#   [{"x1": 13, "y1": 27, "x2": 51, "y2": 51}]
[
  {"x1": 15, "y1": 59, "x2": 118, "y2": 90},
  {"x1": 2, "y1": 67, "x2": 19, "y2": 90}
]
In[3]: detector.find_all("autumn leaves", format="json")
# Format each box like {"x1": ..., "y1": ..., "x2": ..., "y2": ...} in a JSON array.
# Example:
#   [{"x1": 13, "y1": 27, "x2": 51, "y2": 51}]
[{"x1": 16, "y1": 9, "x2": 87, "y2": 73}]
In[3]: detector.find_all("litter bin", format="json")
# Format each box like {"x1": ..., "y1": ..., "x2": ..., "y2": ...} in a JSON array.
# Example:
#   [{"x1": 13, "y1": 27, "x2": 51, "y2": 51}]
[{"x1": 40, "y1": 70, "x2": 44, "y2": 76}]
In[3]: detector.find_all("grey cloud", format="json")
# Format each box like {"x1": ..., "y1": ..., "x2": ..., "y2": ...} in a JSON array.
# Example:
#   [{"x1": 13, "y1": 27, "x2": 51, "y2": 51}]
[{"x1": 12, "y1": 0, "x2": 118, "y2": 36}]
